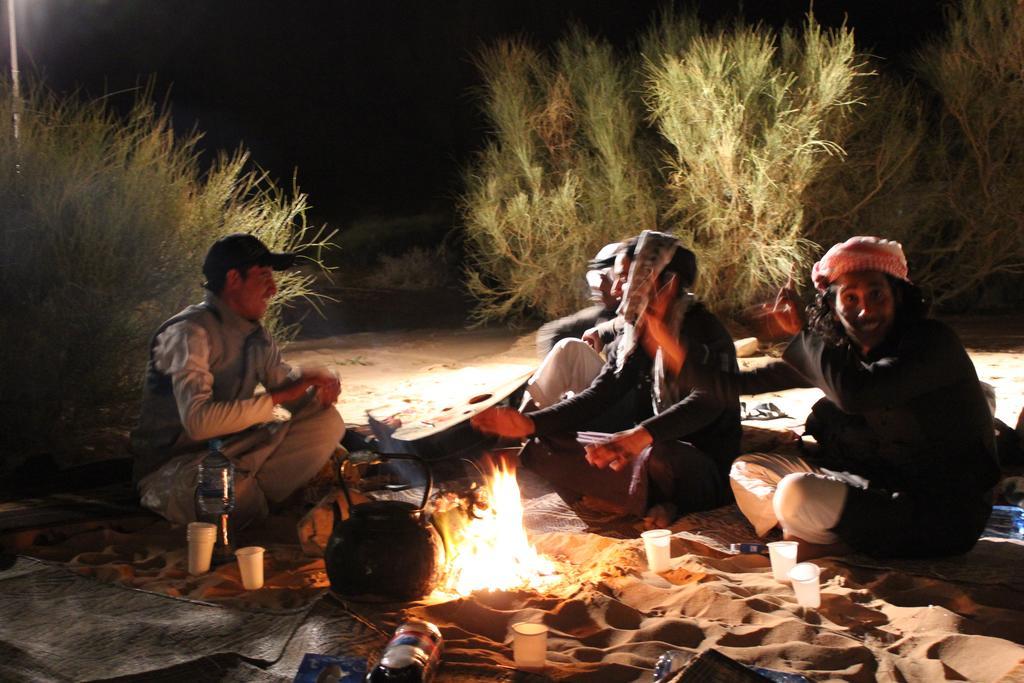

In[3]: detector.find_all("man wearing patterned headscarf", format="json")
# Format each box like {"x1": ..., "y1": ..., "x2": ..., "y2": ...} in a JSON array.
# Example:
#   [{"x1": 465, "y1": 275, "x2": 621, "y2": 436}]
[
  {"x1": 717, "y1": 236, "x2": 1000, "y2": 559},
  {"x1": 473, "y1": 231, "x2": 741, "y2": 527}
]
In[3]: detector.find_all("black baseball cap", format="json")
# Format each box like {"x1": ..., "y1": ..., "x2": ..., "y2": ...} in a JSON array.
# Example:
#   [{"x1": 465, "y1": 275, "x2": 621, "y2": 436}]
[{"x1": 202, "y1": 233, "x2": 297, "y2": 282}]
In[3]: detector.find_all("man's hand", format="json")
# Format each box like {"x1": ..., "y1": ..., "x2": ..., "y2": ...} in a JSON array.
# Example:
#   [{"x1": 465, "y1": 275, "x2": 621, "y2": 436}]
[
  {"x1": 270, "y1": 369, "x2": 341, "y2": 408},
  {"x1": 304, "y1": 368, "x2": 341, "y2": 407},
  {"x1": 584, "y1": 426, "x2": 654, "y2": 472},
  {"x1": 770, "y1": 274, "x2": 804, "y2": 337},
  {"x1": 581, "y1": 326, "x2": 604, "y2": 352},
  {"x1": 470, "y1": 407, "x2": 535, "y2": 438}
]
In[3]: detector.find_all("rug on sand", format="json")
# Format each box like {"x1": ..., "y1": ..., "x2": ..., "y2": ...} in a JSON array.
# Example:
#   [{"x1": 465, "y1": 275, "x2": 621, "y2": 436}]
[
  {"x1": 15, "y1": 513, "x2": 329, "y2": 611},
  {"x1": 0, "y1": 556, "x2": 325, "y2": 682}
]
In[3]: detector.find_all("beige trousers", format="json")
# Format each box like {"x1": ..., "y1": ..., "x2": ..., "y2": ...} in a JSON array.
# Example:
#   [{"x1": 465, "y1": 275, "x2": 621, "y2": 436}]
[
  {"x1": 729, "y1": 451, "x2": 851, "y2": 545},
  {"x1": 138, "y1": 402, "x2": 346, "y2": 526},
  {"x1": 525, "y1": 338, "x2": 606, "y2": 409}
]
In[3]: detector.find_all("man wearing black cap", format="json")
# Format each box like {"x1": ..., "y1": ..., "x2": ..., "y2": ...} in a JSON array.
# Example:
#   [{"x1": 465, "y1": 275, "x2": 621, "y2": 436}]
[{"x1": 130, "y1": 233, "x2": 346, "y2": 526}]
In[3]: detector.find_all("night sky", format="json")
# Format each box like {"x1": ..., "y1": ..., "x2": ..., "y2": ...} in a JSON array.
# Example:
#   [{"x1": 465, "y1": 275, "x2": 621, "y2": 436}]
[{"x1": 2, "y1": 0, "x2": 947, "y2": 228}]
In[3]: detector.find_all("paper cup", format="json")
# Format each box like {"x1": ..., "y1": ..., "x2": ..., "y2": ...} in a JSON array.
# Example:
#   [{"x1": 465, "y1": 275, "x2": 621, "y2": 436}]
[
  {"x1": 186, "y1": 522, "x2": 217, "y2": 575},
  {"x1": 789, "y1": 562, "x2": 821, "y2": 608},
  {"x1": 641, "y1": 529, "x2": 672, "y2": 573},
  {"x1": 511, "y1": 622, "x2": 547, "y2": 670},
  {"x1": 767, "y1": 540, "x2": 799, "y2": 583},
  {"x1": 235, "y1": 546, "x2": 265, "y2": 590}
]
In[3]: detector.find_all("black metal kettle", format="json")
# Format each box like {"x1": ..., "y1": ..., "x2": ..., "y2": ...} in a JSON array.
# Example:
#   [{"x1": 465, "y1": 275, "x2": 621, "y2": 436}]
[{"x1": 325, "y1": 453, "x2": 445, "y2": 602}]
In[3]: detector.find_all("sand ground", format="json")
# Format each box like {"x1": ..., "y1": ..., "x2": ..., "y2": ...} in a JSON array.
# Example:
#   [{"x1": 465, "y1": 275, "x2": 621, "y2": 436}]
[
  {"x1": 285, "y1": 315, "x2": 1024, "y2": 438},
  {"x1": 9, "y1": 313, "x2": 1023, "y2": 682}
]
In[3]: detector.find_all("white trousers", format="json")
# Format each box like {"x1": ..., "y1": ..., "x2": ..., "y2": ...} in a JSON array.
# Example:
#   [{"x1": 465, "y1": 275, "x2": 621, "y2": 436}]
[
  {"x1": 525, "y1": 338, "x2": 605, "y2": 409},
  {"x1": 729, "y1": 451, "x2": 851, "y2": 545},
  {"x1": 138, "y1": 402, "x2": 346, "y2": 526}
]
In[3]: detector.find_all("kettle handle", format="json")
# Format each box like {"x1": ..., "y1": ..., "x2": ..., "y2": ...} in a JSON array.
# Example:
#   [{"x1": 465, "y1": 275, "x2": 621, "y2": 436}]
[
  {"x1": 337, "y1": 471, "x2": 355, "y2": 519},
  {"x1": 335, "y1": 452, "x2": 433, "y2": 513},
  {"x1": 380, "y1": 453, "x2": 433, "y2": 512}
]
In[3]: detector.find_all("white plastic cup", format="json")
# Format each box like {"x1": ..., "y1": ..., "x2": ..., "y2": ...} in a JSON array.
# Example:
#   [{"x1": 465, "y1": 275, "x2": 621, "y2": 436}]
[
  {"x1": 767, "y1": 540, "x2": 799, "y2": 583},
  {"x1": 511, "y1": 622, "x2": 548, "y2": 670},
  {"x1": 235, "y1": 546, "x2": 265, "y2": 590},
  {"x1": 186, "y1": 522, "x2": 217, "y2": 575},
  {"x1": 641, "y1": 529, "x2": 672, "y2": 573},
  {"x1": 789, "y1": 562, "x2": 821, "y2": 608}
]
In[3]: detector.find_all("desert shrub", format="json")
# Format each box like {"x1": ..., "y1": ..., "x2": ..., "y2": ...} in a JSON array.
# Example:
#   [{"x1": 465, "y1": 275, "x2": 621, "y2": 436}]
[
  {"x1": 335, "y1": 211, "x2": 451, "y2": 266},
  {"x1": 366, "y1": 245, "x2": 453, "y2": 290},
  {"x1": 462, "y1": 30, "x2": 655, "y2": 323},
  {"x1": 802, "y1": 74, "x2": 934, "y2": 253},
  {"x1": 644, "y1": 15, "x2": 868, "y2": 314},
  {"x1": 909, "y1": 0, "x2": 1024, "y2": 306},
  {"x1": 0, "y1": 83, "x2": 332, "y2": 467},
  {"x1": 464, "y1": 1, "x2": 1022, "y2": 318},
  {"x1": 464, "y1": 12, "x2": 873, "y2": 321}
]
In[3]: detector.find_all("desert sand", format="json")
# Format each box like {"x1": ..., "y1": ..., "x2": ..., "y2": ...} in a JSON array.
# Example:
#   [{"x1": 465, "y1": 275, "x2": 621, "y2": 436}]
[
  {"x1": 287, "y1": 317, "x2": 1024, "y2": 681},
  {"x1": 9, "y1": 316, "x2": 1024, "y2": 682}
]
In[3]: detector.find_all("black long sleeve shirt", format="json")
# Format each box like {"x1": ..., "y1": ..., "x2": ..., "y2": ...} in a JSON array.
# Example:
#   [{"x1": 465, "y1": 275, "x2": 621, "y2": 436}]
[
  {"x1": 703, "y1": 318, "x2": 999, "y2": 497},
  {"x1": 529, "y1": 303, "x2": 742, "y2": 474}
]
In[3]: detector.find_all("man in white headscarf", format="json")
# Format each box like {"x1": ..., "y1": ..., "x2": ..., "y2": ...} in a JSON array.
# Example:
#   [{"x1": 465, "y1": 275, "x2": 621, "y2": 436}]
[
  {"x1": 533, "y1": 241, "x2": 623, "y2": 358},
  {"x1": 474, "y1": 231, "x2": 741, "y2": 527}
]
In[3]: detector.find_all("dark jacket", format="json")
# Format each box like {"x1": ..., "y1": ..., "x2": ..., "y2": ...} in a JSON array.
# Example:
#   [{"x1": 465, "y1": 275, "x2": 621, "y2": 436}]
[
  {"x1": 535, "y1": 304, "x2": 618, "y2": 358},
  {"x1": 725, "y1": 318, "x2": 999, "y2": 556},
  {"x1": 529, "y1": 302, "x2": 742, "y2": 477},
  {"x1": 741, "y1": 319, "x2": 999, "y2": 497}
]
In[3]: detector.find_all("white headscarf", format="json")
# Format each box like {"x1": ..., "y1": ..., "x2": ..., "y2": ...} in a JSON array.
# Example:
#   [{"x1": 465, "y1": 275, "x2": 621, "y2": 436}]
[{"x1": 614, "y1": 230, "x2": 693, "y2": 413}]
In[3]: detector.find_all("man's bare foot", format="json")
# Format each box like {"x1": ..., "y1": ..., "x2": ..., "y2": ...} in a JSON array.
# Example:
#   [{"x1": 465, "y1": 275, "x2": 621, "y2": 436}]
[{"x1": 644, "y1": 502, "x2": 679, "y2": 529}]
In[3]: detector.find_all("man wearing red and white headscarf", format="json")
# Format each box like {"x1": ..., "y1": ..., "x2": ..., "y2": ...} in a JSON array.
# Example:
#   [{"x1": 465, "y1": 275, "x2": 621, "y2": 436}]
[{"x1": 721, "y1": 236, "x2": 1000, "y2": 559}]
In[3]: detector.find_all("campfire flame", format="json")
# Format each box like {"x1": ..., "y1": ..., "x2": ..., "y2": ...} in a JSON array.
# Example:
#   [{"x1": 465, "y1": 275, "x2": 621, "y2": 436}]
[{"x1": 433, "y1": 457, "x2": 558, "y2": 596}]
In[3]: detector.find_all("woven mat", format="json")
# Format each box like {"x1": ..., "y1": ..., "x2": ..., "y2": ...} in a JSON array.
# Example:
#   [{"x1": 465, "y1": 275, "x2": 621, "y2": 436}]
[
  {"x1": 0, "y1": 557, "x2": 318, "y2": 682},
  {"x1": 15, "y1": 515, "x2": 329, "y2": 612}
]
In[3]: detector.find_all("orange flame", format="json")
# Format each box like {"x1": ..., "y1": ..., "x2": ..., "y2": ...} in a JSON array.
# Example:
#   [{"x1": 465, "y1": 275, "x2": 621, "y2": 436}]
[{"x1": 433, "y1": 457, "x2": 558, "y2": 596}]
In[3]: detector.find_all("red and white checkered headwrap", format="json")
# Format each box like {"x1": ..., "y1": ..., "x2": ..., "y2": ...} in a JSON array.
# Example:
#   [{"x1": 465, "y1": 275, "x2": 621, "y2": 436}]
[{"x1": 811, "y1": 236, "x2": 909, "y2": 292}]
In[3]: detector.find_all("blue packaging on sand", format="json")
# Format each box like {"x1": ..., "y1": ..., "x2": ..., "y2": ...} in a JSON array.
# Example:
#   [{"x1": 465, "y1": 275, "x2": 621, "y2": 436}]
[
  {"x1": 730, "y1": 542, "x2": 769, "y2": 554},
  {"x1": 293, "y1": 654, "x2": 367, "y2": 683}
]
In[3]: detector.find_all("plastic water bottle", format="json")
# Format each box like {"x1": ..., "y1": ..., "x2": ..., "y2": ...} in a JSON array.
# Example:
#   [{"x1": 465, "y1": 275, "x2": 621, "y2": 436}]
[
  {"x1": 196, "y1": 439, "x2": 235, "y2": 563},
  {"x1": 366, "y1": 620, "x2": 443, "y2": 682},
  {"x1": 987, "y1": 477, "x2": 1024, "y2": 540},
  {"x1": 653, "y1": 650, "x2": 690, "y2": 681}
]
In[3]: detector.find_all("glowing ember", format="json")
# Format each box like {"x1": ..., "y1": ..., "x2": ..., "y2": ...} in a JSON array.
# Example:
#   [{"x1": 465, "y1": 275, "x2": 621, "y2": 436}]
[{"x1": 432, "y1": 457, "x2": 558, "y2": 596}]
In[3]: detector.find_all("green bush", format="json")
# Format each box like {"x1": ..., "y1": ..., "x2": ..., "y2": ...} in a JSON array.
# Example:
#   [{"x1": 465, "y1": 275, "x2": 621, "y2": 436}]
[
  {"x1": 464, "y1": 2, "x2": 1024, "y2": 319},
  {"x1": 0, "y1": 83, "x2": 332, "y2": 468},
  {"x1": 644, "y1": 14, "x2": 867, "y2": 314},
  {"x1": 801, "y1": 74, "x2": 932, "y2": 254},
  {"x1": 366, "y1": 245, "x2": 454, "y2": 290},
  {"x1": 464, "y1": 12, "x2": 869, "y2": 320},
  {"x1": 812, "y1": 0, "x2": 1024, "y2": 309},
  {"x1": 910, "y1": 0, "x2": 1024, "y2": 306},
  {"x1": 462, "y1": 30, "x2": 655, "y2": 323}
]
